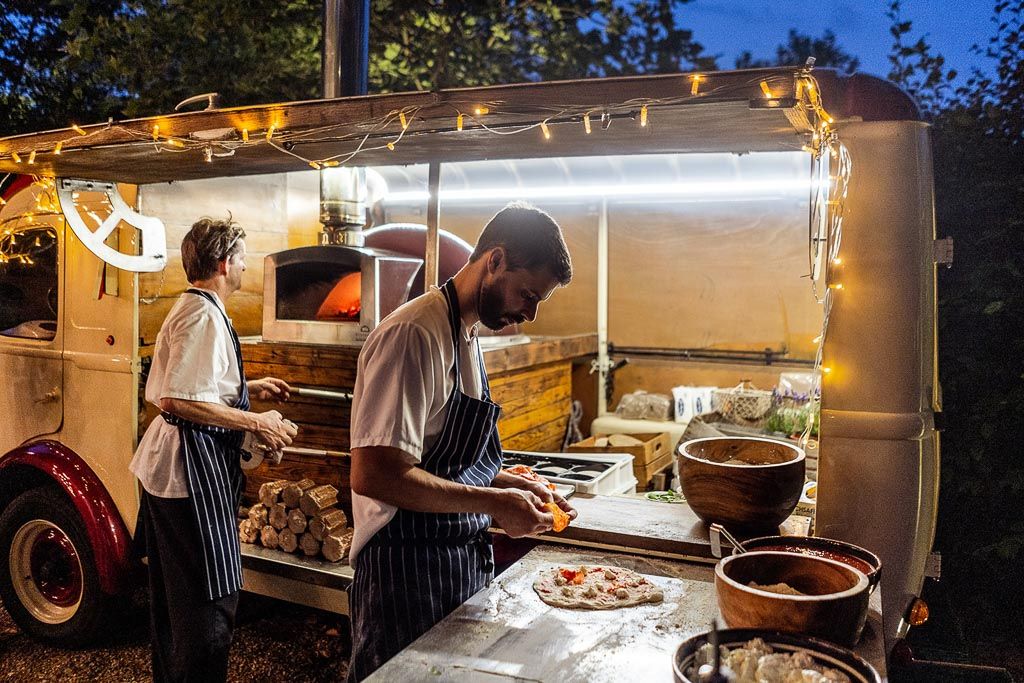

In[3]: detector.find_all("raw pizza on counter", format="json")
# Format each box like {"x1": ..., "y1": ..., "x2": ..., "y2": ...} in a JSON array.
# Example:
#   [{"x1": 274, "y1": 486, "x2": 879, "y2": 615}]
[{"x1": 534, "y1": 565, "x2": 664, "y2": 609}]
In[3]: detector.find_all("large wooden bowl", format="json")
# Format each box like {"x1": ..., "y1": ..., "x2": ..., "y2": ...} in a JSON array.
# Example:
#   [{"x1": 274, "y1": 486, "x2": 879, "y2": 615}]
[
  {"x1": 678, "y1": 436, "x2": 805, "y2": 531},
  {"x1": 672, "y1": 628, "x2": 881, "y2": 683},
  {"x1": 739, "y1": 535, "x2": 883, "y2": 594},
  {"x1": 715, "y1": 551, "x2": 870, "y2": 646}
]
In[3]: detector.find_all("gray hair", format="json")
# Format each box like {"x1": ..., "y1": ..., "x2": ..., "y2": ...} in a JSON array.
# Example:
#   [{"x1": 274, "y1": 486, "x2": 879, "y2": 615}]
[{"x1": 180, "y1": 216, "x2": 245, "y2": 283}]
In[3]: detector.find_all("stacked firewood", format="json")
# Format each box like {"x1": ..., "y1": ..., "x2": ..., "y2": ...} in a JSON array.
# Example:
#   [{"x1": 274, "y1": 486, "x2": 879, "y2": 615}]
[{"x1": 238, "y1": 479, "x2": 353, "y2": 563}]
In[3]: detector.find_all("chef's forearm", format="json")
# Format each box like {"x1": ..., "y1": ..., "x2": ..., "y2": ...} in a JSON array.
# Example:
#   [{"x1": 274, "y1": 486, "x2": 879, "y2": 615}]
[
  {"x1": 159, "y1": 397, "x2": 259, "y2": 433},
  {"x1": 351, "y1": 446, "x2": 504, "y2": 515}
]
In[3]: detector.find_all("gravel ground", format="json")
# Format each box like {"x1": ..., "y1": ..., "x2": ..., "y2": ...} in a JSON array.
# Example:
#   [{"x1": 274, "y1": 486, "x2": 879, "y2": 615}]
[{"x1": 0, "y1": 590, "x2": 351, "y2": 682}]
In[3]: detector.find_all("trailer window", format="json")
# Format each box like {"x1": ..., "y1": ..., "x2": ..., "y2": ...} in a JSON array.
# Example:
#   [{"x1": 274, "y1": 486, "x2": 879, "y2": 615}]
[{"x1": 0, "y1": 226, "x2": 58, "y2": 340}]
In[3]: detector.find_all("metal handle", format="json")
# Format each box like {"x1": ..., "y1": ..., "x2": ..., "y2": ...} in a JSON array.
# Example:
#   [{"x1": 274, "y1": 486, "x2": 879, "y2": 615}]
[
  {"x1": 292, "y1": 386, "x2": 353, "y2": 402},
  {"x1": 174, "y1": 92, "x2": 220, "y2": 111}
]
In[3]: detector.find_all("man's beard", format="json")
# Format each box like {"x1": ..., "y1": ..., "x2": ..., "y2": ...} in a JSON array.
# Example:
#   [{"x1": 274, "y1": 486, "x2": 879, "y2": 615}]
[{"x1": 478, "y1": 279, "x2": 520, "y2": 331}]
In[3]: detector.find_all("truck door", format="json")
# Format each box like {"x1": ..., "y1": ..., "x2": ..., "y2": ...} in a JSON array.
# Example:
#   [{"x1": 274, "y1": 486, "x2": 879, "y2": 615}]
[{"x1": 0, "y1": 223, "x2": 63, "y2": 453}]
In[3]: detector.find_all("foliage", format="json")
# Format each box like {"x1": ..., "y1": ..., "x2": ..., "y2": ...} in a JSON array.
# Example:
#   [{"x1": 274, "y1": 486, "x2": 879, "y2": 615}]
[
  {"x1": 0, "y1": 0, "x2": 124, "y2": 134},
  {"x1": 0, "y1": 0, "x2": 715, "y2": 133},
  {"x1": 734, "y1": 29, "x2": 860, "y2": 74},
  {"x1": 886, "y1": 0, "x2": 959, "y2": 117}
]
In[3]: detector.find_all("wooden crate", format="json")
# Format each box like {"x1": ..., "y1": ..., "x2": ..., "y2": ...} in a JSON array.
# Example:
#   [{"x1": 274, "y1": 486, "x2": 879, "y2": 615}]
[{"x1": 567, "y1": 432, "x2": 673, "y2": 488}]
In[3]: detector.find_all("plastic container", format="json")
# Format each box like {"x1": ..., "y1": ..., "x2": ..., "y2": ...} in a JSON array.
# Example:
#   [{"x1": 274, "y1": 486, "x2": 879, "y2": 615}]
[{"x1": 501, "y1": 450, "x2": 637, "y2": 495}]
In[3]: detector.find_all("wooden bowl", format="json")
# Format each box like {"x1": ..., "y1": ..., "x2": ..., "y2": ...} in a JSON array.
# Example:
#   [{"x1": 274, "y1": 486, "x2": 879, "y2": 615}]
[
  {"x1": 715, "y1": 551, "x2": 870, "y2": 646},
  {"x1": 739, "y1": 535, "x2": 883, "y2": 593},
  {"x1": 672, "y1": 628, "x2": 881, "y2": 683},
  {"x1": 677, "y1": 436, "x2": 805, "y2": 531}
]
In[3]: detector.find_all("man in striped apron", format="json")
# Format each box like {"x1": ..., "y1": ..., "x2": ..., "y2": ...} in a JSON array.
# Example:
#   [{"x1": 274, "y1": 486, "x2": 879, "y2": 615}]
[
  {"x1": 347, "y1": 202, "x2": 576, "y2": 680},
  {"x1": 131, "y1": 217, "x2": 297, "y2": 682}
]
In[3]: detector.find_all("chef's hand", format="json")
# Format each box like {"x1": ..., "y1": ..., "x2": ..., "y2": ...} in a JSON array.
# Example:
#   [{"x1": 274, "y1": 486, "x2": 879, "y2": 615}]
[
  {"x1": 248, "y1": 377, "x2": 291, "y2": 402},
  {"x1": 489, "y1": 488, "x2": 553, "y2": 538},
  {"x1": 516, "y1": 480, "x2": 578, "y2": 521},
  {"x1": 252, "y1": 410, "x2": 297, "y2": 451}
]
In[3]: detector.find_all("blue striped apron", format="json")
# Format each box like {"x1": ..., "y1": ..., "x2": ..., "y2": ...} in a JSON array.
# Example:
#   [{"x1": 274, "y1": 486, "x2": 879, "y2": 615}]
[
  {"x1": 348, "y1": 279, "x2": 503, "y2": 681},
  {"x1": 161, "y1": 288, "x2": 248, "y2": 601}
]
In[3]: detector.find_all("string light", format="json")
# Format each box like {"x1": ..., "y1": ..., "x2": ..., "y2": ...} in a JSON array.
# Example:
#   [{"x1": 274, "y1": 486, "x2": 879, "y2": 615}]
[
  {"x1": 760, "y1": 81, "x2": 774, "y2": 98},
  {"x1": 456, "y1": 113, "x2": 464, "y2": 131},
  {"x1": 204, "y1": 147, "x2": 213, "y2": 163},
  {"x1": 473, "y1": 105, "x2": 488, "y2": 115},
  {"x1": 323, "y1": 160, "x2": 340, "y2": 167},
  {"x1": 829, "y1": 282, "x2": 844, "y2": 290},
  {"x1": 640, "y1": 104, "x2": 648, "y2": 127},
  {"x1": 152, "y1": 124, "x2": 160, "y2": 141},
  {"x1": 386, "y1": 142, "x2": 395, "y2": 151},
  {"x1": 11, "y1": 152, "x2": 21, "y2": 163},
  {"x1": 540, "y1": 121, "x2": 551, "y2": 140},
  {"x1": 71, "y1": 124, "x2": 87, "y2": 136},
  {"x1": 266, "y1": 125, "x2": 276, "y2": 142},
  {"x1": 27, "y1": 150, "x2": 36, "y2": 164},
  {"x1": 166, "y1": 138, "x2": 185, "y2": 148},
  {"x1": 583, "y1": 113, "x2": 592, "y2": 134},
  {"x1": 691, "y1": 75, "x2": 703, "y2": 95},
  {"x1": 399, "y1": 112, "x2": 408, "y2": 129},
  {"x1": 241, "y1": 128, "x2": 249, "y2": 142},
  {"x1": 832, "y1": 257, "x2": 842, "y2": 265},
  {"x1": 53, "y1": 141, "x2": 62, "y2": 155},
  {"x1": 308, "y1": 160, "x2": 321, "y2": 170}
]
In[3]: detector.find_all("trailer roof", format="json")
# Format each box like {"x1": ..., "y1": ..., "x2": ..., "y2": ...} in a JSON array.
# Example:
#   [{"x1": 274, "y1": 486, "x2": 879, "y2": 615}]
[{"x1": 0, "y1": 68, "x2": 917, "y2": 185}]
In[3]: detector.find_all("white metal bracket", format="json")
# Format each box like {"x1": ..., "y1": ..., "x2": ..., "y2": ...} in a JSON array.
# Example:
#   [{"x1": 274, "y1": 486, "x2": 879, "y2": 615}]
[{"x1": 56, "y1": 178, "x2": 167, "y2": 273}]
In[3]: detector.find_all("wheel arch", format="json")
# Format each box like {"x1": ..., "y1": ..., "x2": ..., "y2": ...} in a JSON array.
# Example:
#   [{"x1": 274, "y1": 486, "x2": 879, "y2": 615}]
[{"x1": 0, "y1": 440, "x2": 136, "y2": 594}]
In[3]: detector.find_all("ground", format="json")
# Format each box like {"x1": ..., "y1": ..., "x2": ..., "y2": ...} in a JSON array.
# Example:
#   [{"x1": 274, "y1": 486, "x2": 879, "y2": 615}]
[{"x1": 0, "y1": 590, "x2": 350, "y2": 682}]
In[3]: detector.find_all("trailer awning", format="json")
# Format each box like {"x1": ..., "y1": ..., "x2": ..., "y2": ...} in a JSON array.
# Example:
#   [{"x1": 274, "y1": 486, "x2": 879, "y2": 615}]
[{"x1": 0, "y1": 68, "x2": 917, "y2": 185}]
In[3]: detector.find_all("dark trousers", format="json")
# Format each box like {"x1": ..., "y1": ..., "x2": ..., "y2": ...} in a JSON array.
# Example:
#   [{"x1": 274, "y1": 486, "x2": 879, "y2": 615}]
[{"x1": 138, "y1": 490, "x2": 239, "y2": 683}]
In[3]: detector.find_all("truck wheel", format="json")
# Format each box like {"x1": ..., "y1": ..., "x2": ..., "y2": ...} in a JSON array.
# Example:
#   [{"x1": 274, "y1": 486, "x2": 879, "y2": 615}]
[{"x1": 0, "y1": 487, "x2": 113, "y2": 646}]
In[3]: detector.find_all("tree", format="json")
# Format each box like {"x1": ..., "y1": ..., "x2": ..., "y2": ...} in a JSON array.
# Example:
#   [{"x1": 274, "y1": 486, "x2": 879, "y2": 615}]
[
  {"x1": 885, "y1": 0, "x2": 958, "y2": 116},
  {"x1": 0, "y1": 0, "x2": 124, "y2": 134},
  {"x1": 0, "y1": 0, "x2": 716, "y2": 134},
  {"x1": 734, "y1": 29, "x2": 859, "y2": 74}
]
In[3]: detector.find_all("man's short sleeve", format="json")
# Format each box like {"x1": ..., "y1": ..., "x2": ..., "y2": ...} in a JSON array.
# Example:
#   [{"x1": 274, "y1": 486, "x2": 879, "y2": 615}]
[
  {"x1": 161, "y1": 308, "x2": 230, "y2": 403},
  {"x1": 349, "y1": 321, "x2": 440, "y2": 462}
]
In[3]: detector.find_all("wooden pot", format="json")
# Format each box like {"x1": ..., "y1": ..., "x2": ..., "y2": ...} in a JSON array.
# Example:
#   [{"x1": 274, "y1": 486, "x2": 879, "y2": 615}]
[
  {"x1": 677, "y1": 436, "x2": 805, "y2": 531},
  {"x1": 715, "y1": 551, "x2": 870, "y2": 646}
]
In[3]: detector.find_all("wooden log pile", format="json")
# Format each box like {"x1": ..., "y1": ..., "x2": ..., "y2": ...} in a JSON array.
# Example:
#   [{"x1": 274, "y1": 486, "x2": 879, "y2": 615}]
[{"x1": 238, "y1": 479, "x2": 352, "y2": 563}]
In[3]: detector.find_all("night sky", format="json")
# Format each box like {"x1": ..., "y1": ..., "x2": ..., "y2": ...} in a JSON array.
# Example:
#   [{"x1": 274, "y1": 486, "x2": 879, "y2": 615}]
[{"x1": 682, "y1": 0, "x2": 997, "y2": 85}]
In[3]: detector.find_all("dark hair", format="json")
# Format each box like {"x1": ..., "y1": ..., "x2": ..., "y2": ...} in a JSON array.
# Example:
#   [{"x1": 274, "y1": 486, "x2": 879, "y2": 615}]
[
  {"x1": 469, "y1": 201, "x2": 572, "y2": 285},
  {"x1": 180, "y1": 216, "x2": 246, "y2": 283}
]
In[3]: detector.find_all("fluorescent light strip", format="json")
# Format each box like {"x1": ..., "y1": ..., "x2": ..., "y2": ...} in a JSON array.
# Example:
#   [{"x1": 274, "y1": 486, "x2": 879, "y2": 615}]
[{"x1": 386, "y1": 179, "x2": 811, "y2": 203}]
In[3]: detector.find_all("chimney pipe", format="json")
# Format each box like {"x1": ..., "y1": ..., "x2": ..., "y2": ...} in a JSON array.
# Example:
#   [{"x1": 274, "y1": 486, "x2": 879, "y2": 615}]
[{"x1": 320, "y1": 0, "x2": 371, "y2": 245}]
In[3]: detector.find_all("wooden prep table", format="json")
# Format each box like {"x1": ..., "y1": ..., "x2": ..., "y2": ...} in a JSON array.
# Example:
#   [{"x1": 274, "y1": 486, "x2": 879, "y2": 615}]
[{"x1": 366, "y1": 544, "x2": 887, "y2": 682}]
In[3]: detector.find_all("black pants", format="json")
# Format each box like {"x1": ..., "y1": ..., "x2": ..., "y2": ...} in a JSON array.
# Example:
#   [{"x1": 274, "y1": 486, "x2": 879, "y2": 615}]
[{"x1": 137, "y1": 490, "x2": 239, "y2": 683}]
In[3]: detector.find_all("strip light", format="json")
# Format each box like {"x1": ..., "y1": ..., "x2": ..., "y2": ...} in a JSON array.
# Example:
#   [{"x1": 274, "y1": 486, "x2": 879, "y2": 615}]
[{"x1": 387, "y1": 179, "x2": 811, "y2": 203}]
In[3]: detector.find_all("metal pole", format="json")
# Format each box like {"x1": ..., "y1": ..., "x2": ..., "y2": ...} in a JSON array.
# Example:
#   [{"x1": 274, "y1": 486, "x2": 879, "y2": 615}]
[
  {"x1": 425, "y1": 162, "x2": 441, "y2": 288},
  {"x1": 322, "y1": 0, "x2": 342, "y2": 98},
  {"x1": 340, "y1": 0, "x2": 370, "y2": 97},
  {"x1": 597, "y1": 197, "x2": 609, "y2": 415}
]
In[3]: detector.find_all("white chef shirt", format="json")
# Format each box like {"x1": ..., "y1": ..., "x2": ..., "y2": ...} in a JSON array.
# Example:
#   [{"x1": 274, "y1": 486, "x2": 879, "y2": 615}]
[
  {"x1": 349, "y1": 286, "x2": 485, "y2": 562},
  {"x1": 130, "y1": 288, "x2": 242, "y2": 498}
]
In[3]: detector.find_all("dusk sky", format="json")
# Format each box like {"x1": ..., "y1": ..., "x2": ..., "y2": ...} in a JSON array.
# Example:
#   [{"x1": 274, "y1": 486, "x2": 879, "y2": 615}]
[{"x1": 683, "y1": 0, "x2": 998, "y2": 85}]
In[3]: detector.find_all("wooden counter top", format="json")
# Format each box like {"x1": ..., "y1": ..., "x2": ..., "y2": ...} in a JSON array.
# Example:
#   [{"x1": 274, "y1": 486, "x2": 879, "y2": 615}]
[
  {"x1": 482, "y1": 334, "x2": 597, "y2": 375},
  {"x1": 367, "y1": 544, "x2": 887, "y2": 682}
]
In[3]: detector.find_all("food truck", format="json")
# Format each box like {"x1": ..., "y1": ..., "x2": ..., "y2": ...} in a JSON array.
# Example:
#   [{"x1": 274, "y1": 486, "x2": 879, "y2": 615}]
[{"x1": 0, "y1": 65, "x2": 941, "y2": 676}]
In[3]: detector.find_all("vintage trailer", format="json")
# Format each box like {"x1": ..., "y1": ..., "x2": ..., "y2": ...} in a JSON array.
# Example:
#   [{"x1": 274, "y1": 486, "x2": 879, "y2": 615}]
[{"x1": 0, "y1": 66, "x2": 940, "y2": 666}]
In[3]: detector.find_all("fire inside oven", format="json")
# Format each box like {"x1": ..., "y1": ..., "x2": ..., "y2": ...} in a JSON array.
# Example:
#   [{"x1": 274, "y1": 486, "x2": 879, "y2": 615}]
[{"x1": 264, "y1": 245, "x2": 422, "y2": 345}]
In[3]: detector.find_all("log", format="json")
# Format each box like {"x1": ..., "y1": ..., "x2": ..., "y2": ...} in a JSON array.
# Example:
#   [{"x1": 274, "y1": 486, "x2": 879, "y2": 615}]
[
  {"x1": 238, "y1": 505, "x2": 250, "y2": 519},
  {"x1": 238, "y1": 519, "x2": 259, "y2": 544},
  {"x1": 299, "y1": 532, "x2": 321, "y2": 557},
  {"x1": 282, "y1": 478, "x2": 316, "y2": 509},
  {"x1": 259, "y1": 479, "x2": 290, "y2": 508},
  {"x1": 269, "y1": 503, "x2": 289, "y2": 531},
  {"x1": 248, "y1": 503, "x2": 268, "y2": 528},
  {"x1": 309, "y1": 508, "x2": 348, "y2": 542},
  {"x1": 300, "y1": 484, "x2": 338, "y2": 517},
  {"x1": 279, "y1": 528, "x2": 298, "y2": 553},
  {"x1": 287, "y1": 508, "x2": 308, "y2": 534},
  {"x1": 322, "y1": 530, "x2": 354, "y2": 563},
  {"x1": 260, "y1": 525, "x2": 280, "y2": 550}
]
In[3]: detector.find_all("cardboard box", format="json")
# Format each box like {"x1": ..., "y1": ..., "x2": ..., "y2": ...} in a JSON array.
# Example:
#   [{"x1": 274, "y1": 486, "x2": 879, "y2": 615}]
[{"x1": 568, "y1": 432, "x2": 673, "y2": 488}]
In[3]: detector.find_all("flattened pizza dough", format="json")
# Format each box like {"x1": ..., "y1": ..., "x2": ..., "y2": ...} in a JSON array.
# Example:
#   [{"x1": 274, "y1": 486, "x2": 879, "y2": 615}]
[{"x1": 533, "y1": 564, "x2": 664, "y2": 609}]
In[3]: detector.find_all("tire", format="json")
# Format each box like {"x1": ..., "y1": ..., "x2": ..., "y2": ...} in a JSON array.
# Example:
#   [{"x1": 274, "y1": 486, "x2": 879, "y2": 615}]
[{"x1": 0, "y1": 487, "x2": 114, "y2": 646}]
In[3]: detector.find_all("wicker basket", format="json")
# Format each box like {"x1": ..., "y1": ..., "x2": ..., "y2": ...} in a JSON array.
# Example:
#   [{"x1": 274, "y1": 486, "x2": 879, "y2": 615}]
[{"x1": 712, "y1": 381, "x2": 774, "y2": 426}]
